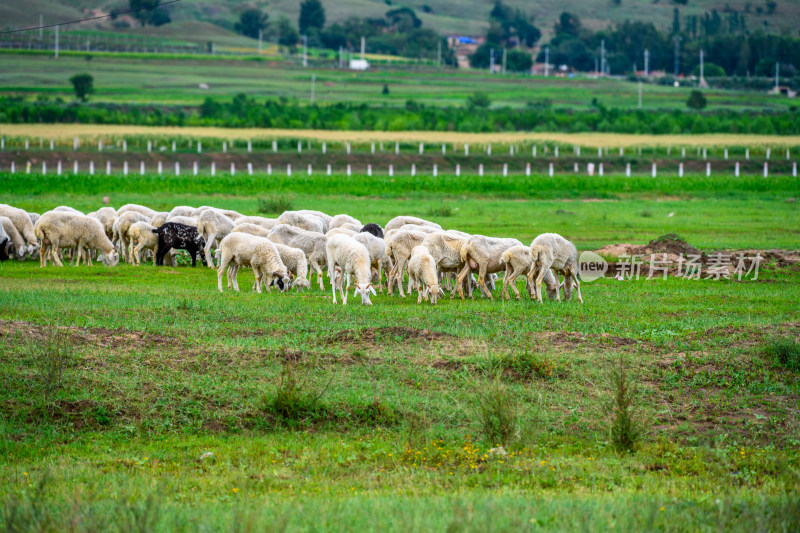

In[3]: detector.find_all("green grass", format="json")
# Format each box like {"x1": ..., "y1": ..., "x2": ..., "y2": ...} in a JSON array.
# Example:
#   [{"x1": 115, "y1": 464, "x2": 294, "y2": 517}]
[
  {"x1": 0, "y1": 52, "x2": 794, "y2": 110},
  {"x1": 1, "y1": 175, "x2": 799, "y2": 530}
]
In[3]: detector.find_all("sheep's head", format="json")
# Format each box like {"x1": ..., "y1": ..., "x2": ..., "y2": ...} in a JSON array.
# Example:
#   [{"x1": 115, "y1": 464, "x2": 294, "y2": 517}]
[
  {"x1": 14, "y1": 243, "x2": 26, "y2": 260},
  {"x1": 354, "y1": 283, "x2": 376, "y2": 305},
  {"x1": 293, "y1": 277, "x2": 310, "y2": 292},
  {"x1": 195, "y1": 234, "x2": 206, "y2": 248},
  {"x1": 424, "y1": 283, "x2": 442, "y2": 305},
  {"x1": 100, "y1": 249, "x2": 120, "y2": 267}
]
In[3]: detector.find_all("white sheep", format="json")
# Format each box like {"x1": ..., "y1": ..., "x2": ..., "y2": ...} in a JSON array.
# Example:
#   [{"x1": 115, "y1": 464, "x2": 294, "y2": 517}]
[
  {"x1": 90, "y1": 207, "x2": 118, "y2": 240},
  {"x1": 329, "y1": 214, "x2": 362, "y2": 230},
  {"x1": 384, "y1": 229, "x2": 429, "y2": 297},
  {"x1": 128, "y1": 221, "x2": 161, "y2": 266},
  {"x1": 216, "y1": 233, "x2": 289, "y2": 293},
  {"x1": 273, "y1": 243, "x2": 311, "y2": 292},
  {"x1": 232, "y1": 223, "x2": 271, "y2": 238},
  {"x1": 193, "y1": 206, "x2": 242, "y2": 221},
  {"x1": 457, "y1": 235, "x2": 523, "y2": 300},
  {"x1": 165, "y1": 215, "x2": 198, "y2": 227},
  {"x1": 35, "y1": 212, "x2": 119, "y2": 267},
  {"x1": 295, "y1": 210, "x2": 333, "y2": 227},
  {"x1": 0, "y1": 216, "x2": 26, "y2": 260},
  {"x1": 325, "y1": 234, "x2": 375, "y2": 305},
  {"x1": 234, "y1": 216, "x2": 280, "y2": 230},
  {"x1": 267, "y1": 224, "x2": 328, "y2": 290},
  {"x1": 384, "y1": 216, "x2": 442, "y2": 233},
  {"x1": 150, "y1": 211, "x2": 170, "y2": 228},
  {"x1": 112, "y1": 211, "x2": 151, "y2": 262},
  {"x1": 168, "y1": 206, "x2": 195, "y2": 219},
  {"x1": 407, "y1": 245, "x2": 442, "y2": 305},
  {"x1": 338, "y1": 222, "x2": 362, "y2": 232},
  {"x1": 351, "y1": 232, "x2": 389, "y2": 293},
  {"x1": 196, "y1": 209, "x2": 235, "y2": 268},
  {"x1": 53, "y1": 206, "x2": 85, "y2": 215},
  {"x1": 528, "y1": 233, "x2": 583, "y2": 303},
  {"x1": 500, "y1": 245, "x2": 560, "y2": 301},
  {"x1": 421, "y1": 230, "x2": 473, "y2": 298},
  {"x1": 28, "y1": 212, "x2": 40, "y2": 226},
  {"x1": 276, "y1": 211, "x2": 326, "y2": 234},
  {"x1": 117, "y1": 204, "x2": 157, "y2": 218},
  {"x1": 0, "y1": 204, "x2": 40, "y2": 253},
  {"x1": 326, "y1": 227, "x2": 357, "y2": 238}
]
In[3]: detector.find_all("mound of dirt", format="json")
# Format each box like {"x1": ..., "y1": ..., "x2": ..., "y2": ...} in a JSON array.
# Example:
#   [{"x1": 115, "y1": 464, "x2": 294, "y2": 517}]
[{"x1": 330, "y1": 326, "x2": 451, "y2": 345}]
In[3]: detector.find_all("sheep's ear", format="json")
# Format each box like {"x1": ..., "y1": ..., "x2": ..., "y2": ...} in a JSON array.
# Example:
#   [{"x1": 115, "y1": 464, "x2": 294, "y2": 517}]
[{"x1": 368, "y1": 285, "x2": 376, "y2": 296}]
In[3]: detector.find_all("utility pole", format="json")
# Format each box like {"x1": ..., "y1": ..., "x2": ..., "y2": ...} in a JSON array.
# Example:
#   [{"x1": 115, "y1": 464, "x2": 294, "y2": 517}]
[
  {"x1": 437, "y1": 39, "x2": 441, "y2": 68},
  {"x1": 339, "y1": 45, "x2": 343, "y2": 68},
  {"x1": 489, "y1": 48, "x2": 495, "y2": 73},
  {"x1": 673, "y1": 35, "x2": 682, "y2": 77},
  {"x1": 700, "y1": 49, "x2": 704, "y2": 80},
  {"x1": 39, "y1": 14, "x2": 43, "y2": 39},
  {"x1": 775, "y1": 61, "x2": 780, "y2": 91},
  {"x1": 638, "y1": 81, "x2": 643, "y2": 108},
  {"x1": 544, "y1": 46, "x2": 549, "y2": 77},
  {"x1": 54, "y1": 25, "x2": 59, "y2": 58},
  {"x1": 258, "y1": 29, "x2": 262, "y2": 54},
  {"x1": 644, "y1": 49, "x2": 649, "y2": 76},
  {"x1": 600, "y1": 39, "x2": 605, "y2": 76},
  {"x1": 502, "y1": 47, "x2": 507, "y2": 74},
  {"x1": 302, "y1": 35, "x2": 307, "y2": 67},
  {"x1": 310, "y1": 74, "x2": 316, "y2": 104},
  {"x1": 360, "y1": 36, "x2": 365, "y2": 60}
]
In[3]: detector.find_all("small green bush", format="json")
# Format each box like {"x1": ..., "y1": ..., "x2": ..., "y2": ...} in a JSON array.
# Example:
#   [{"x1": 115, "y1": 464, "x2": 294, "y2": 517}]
[
  {"x1": 766, "y1": 338, "x2": 800, "y2": 371},
  {"x1": 427, "y1": 204, "x2": 453, "y2": 217},
  {"x1": 264, "y1": 364, "x2": 330, "y2": 424},
  {"x1": 258, "y1": 195, "x2": 293, "y2": 214},
  {"x1": 473, "y1": 375, "x2": 518, "y2": 445},
  {"x1": 604, "y1": 358, "x2": 642, "y2": 453}
]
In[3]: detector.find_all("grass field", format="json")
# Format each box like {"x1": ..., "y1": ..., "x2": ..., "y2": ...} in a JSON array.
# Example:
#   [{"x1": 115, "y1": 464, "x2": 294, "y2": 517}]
[
  {"x1": 1, "y1": 53, "x2": 795, "y2": 111},
  {"x1": 1, "y1": 173, "x2": 799, "y2": 530}
]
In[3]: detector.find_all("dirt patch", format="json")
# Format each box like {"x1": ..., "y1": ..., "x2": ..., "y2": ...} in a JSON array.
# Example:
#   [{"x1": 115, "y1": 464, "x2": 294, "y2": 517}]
[
  {"x1": 532, "y1": 330, "x2": 650, "y2": 351},
  {"x1": 329, "y1": 326, "x2": 453, "y2": 346},
  {"x1": 431, "y1": 359, "x2": 466, "y2": 370},
  {"x1": 0, "y1": 320, "x2": 177, "y2": 350}
]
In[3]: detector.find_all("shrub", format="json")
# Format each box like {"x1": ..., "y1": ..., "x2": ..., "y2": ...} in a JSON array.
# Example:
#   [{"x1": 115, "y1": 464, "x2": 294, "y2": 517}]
[
  {"x1": 69, "y1": 73, "x2": 94, "y2": 102},
  {"x1": 484, "y1": 350, "x2": 559, "y2": 380},
  {"x1": 687, "y1": 90, "x2": 708, "y2": 110},
  {"x1": 258, "y1": 195, "x2": 293, "y2": 214},
  {"x1": 427, "y1": 204, "x2": 453, "y2": 217},
  {"x1": 264, "y1": 363, "x2": 330, "y2": 424},
  {"x1": 473, "y1": 375, "x2": 519, "y2": 445},
  {"x1": 766, "y1": 338, "x2": 800, "y2": 371},
  {"x1": 604, "y1": 357, "x2": 642, "y2": 453},
  {"x1": 467, "y1": 91, "x2": 491, "y2": 109},
  {"x1": 29, "y1": 329, "x2": 76, "y2": 414},
  {"x1": 640, "y1": 208, "x2": 652, "y2": 217}
]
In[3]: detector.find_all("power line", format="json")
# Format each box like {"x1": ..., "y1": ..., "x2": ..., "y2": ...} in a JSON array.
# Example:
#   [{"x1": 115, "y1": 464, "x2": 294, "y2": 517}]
[{"x1": 0, "y1": 0, "x2": 182, "y2": 35}]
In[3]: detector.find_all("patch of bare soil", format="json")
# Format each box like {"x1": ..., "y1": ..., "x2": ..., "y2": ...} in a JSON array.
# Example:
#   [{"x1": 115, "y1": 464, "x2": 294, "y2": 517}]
[
  {"x1": 531, "y1": 330, "x2": 651, "y2": 351},
  {"x1": 329, "y1": 326, "x2": 452, "y2": 346},
  {"x1": 0, "y1": 320, "x2": 177, "y2": 350},
  {"x1": 595, "y1": 234, "x2": 800, "y2": 278}
]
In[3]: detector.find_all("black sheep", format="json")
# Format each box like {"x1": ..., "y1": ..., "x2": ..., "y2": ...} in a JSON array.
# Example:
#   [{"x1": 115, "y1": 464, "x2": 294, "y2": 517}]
[
  {"x1": 152, "y1": 222, "x2": 206, "y2": 266},
  {"x1": 360, "y1": 223, "x2": 384, "y2": 239},
  {"x1": 0, "y1": 238, "x2": 10, "y2": 261}
]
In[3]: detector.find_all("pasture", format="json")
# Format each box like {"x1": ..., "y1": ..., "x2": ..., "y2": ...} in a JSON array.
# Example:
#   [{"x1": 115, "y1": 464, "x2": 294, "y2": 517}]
[{"x1": 1, "y1": 171, "x2": 799, "y2": 530}]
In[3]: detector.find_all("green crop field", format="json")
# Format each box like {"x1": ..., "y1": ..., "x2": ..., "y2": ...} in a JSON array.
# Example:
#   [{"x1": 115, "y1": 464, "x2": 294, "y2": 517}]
[
  {"x1": 1, "y1": 172, "x2": 799, "y2": 530},
  {"x1": 0, "y1": 52, "x2": 793, "y2": 111}
]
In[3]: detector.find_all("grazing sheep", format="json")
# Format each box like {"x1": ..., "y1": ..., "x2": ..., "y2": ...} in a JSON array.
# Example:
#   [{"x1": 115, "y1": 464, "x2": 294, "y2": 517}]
[
  {"x1": 232, "y1": 223, "x2": 271, "y2": 238},
  {"x1": 329, "y1": 214, "x2": 362, "y2": 230},
  {"x1": 0, "y1": 204, "x2": 40, "y2": 253},
  {"x1": 34, "y1": 212, "x2": 119, "y2": 267},
  {"x1": 384, "y1": 216, "x2": 442, "y2": 233},
  {"x1": 112, "y1": 211, "x2": 151, "y2": 262},
  {"x1": 0, "y1": 216, "x2": 27, "y2": 260},
  {"x1": 500, "y1": 245, "x2": 560, "y2": 301},
  {"x1": 352, "y1": 232, "x2": 388, "y2": 293},
  {"x1": 165, "y1": 215, "x2": 198, "y2": 227},
  {"x1": 267, "y1": 224, "x2": 328, "y2": 290},
  {"x1": 360, "y1": 223, "x2": 384, "y2": 239},
  {"x1": 528, "y1": 233, "x2": 582, "y2": 303},
  {"x1": 277, "y1": 211, "x2": 326, "y2": 234},
  {"x1": 90, "y1": 207, "x2": 118, "y2": 239},
  {"x1": 168, "y1": 206, "x2": 195, "y2": 219},
  {"x1": 457, "y1": 235, "x2": 523, "y2": 300},
  {"x1": 117, "y1": 204, "x2": 157, "y2": 218},
  {"x1": 192, "y1": 206, "x2": 242, "y2": 221},
  {"x1": 216, "y1": 233, "x2": 289, "y2": 293},
  {"x1": 152, "y1": 222, "x2": 205, "y2": 267},
  {"x1": 273, "y1": 243, "x2": 310, "y2": 292},
  {"x1": 384, "y1": 229, "x2": 429, "y2": 297},
  {"x1": 234, "y1": 216, "x2": 280, "y2": 230},
  {"x1": 128, "y1": 221, "x2": 161, "y2": 266},
  {"x1": 338, "y1": 222, "x2": 362, "y2": 232},
  {"x1": 295, "y1": 210, "x2": 333, "y2": 227},
  {"x1": 421, "y1": 231, "x2": 473, "y2": 298},
  {"x1": 325, "y1": 234, "x2": 375, "y2": 305},
  {"x1": 150, "y1": 211, "x2": 170, "y2": 228},
  {"x1": 326, "y1": 227, "x2": 357, "y2": 238},
  {"x1": 196, "y1": 209, "x2": 235, "y2": 268},
  {"x1": 53, "y1": 206, "x2": 84, "y2": 215},
  {"x1": 407, "y1": 245, "x2": 442, "y2": 305},
  {"x1": 0, "y1": 220, "x2": 15, "y2": 261}
]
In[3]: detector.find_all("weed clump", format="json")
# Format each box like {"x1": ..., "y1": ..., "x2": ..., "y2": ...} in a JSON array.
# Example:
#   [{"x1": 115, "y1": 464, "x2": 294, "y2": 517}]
[
  {"x1": 604, "y1": 357, "x2": 642, "y2": 453},
  {"x1": 473, "y1": 375, "x2": 519, "y2": 446},
  {"x1": 27, "y1": 329, "x2": 76, "y2": 414},
  {"x1": 484, "y1": 350, "x2": 559, "y2": 380},
  {"x1": 264, "y1": 363, "x2": 330, "y2": 424},
  {"x1": 258, "y1": 195, "x2": 293, "y2": 214},
  {"x1": 427, "y1": 204, "x2": 453, "y2": 217},
  {"x1": 766, "y1": 338, "x2": 800, "y2": 371}
]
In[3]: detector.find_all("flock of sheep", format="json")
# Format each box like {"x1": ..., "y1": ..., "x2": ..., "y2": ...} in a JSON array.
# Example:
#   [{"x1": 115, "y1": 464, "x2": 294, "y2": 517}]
[{"x1": 0, "y1": 203, "x2": 583, "y2": 306}]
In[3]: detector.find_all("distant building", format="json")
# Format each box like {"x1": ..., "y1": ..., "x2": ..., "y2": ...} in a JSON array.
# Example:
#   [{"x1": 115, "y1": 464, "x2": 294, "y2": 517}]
[
  {"x1": 769, "y1": 85, "x2": 797, "y2": 98},
  {"x1": 447, "y1": 35, "x2": 485, "y2": 70}
]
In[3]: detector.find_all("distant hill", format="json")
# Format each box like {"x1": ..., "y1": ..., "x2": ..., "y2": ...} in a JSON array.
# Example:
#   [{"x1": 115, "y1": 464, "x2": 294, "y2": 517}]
[{"x1": 2, "y1": 0, "x2": 798, "y2": 44}]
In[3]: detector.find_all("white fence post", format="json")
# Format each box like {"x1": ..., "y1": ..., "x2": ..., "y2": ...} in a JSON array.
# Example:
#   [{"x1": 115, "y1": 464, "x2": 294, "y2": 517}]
[
  {"x1": 368, "y1": 164, "x2": 373, "y2": 176},
  {"x1": 140, "y1": 161, "x2": 145, "y2": 175},
  {"x1": 389, "y1": 165, "x2": 394, "y2": 177},
  {"x1": 210, "y1": 162, "x2": 215, "y2": 176},
  {"x1": 455, "y1": 164, "x2": 460, "y2": 177},
  {"x1": 323, "y1": 142, "x2": 327, "y2": 154},
  {"x1": 287, "y1": 164, "x2": 291, "y2": 176},
  {"x1": 432, "y1": 164, "x2": 437, "y2": 177},
  {"x1": 487, "y1": 144, "x2": 492, "y2": 156},
  {"x1": 525, "y1": 163, "x2": 530, "y2": 176},
  {"x1": 625, "y1": 163, "x2": 631, "y2": 177},
  {"x1": 122, "y1": 139, "x2": 126, "y2": 153},
  {"x1": 158, "y1": 161, "x2": 163, "y2": 175},
  {"x1": 308, "y1": 164, "x2": 312, "y2": 176},
  {"x1": 735, "y1": 162, "x2": 740, "y2": 177},
  {"x1": 442, "y1": 144, "x2": 446, "y2": 155},
  {"x1": 724, "y1": 148, "x2": 728, "y2": 160},
  {"x1": 679, "y1": 162, "x2": 684, "y2": 177},
  {"x1": 599, "y1": 163, "x2": 604, "y2": 176},
  {"x1": 573, "y1": 162, "x2": 578, "y2": 173},
  {"x1": 419, "y1": 143, "x2": 424, "y2": 155},
  {"x1": 763, "y1": 162, "x2": 768, "y2": 178},
  {"x1": 479, "y1": 164, "x2": 483, "y2": 176},
  {"x1": 503, "y1": 163, "x2": 508, "y2": 177},
  {"x1": 706, "y1": 162, "x2": 711, "y2": 177},
  {"x1": 410, "y1": 164, "x2": 415, "y2": 176},
  {"x1": 74, "y1": 137, "x2": 79, "y2": 151},
  {"x1": 347, "y1": 164, "x2": 352, "y2": 176},
  {"x1": 50, "y1": 139, "x2": 54, "y2": 151},
  {"x1": 123, "y1": 161, "x2": 127, "y2": 175},
  {"x1": 766, "y1": 148, "x2": 771, "y2": 160},
  {"x1": 89, "y1": 161, "x2": 94, "y2": 175},
  {"x1": 223, "y1": 142, "x2": 227, "y2": 153},
  {"x1": 532, "y1": 145, "x2": 536, "y2": 157},
  {"x1": 298, "y1": 141, "x2": 302, "y2": 153},
  {"x1": 464, "y1": 144, "x2": 469, "y2": 156},
  {"x1": 793, "y1": 162, "x2": 797, "y2": 177},
  {"x1": 231, "y1": 163, "x2": 236, "y2": 176},
  {"x1": 371, "y1": 142, "x2": 375, "y2": 154},
  {"x1": 651, "y1": 163, "x2": 657, "y2": 178},
  {"x1": 193, "y1": 161, "x2": 198, "y2": 176},
  {"x1": 198, "y1": 141, "x2": 202, "y2": 153},
  {"x1": 248, "y1": 162, "x2": 253, "y2": 176},
  {"x1": 347, "y1": 142, "x2": 351, "y2": 155},
  {"x1": 267, "y1": 164, "x2": 272, "y2": 175},
  {"x1": 58, "y1": 161, "x2": 62, "y2": 175},
  {"x1": 548, "y1": 163, "x2": 553, "y2": 177},
  {"x1": 106, "y1": 161, "x2": 110, "y2": 175},
  {"x1": 745, "y1": 148, "x2": 749, "y2": 160},
  {"x1": 175, "y1": 162, "x2": 180, "y2": 175},
  {"x1": 10, "y1": 162, "x2": 14, "y2": 173},
  {"x1": 327, "y1": 164, "x2": 331, "y2": 176},
  {"x1": 395, "y1": 142, "x2": 399, "y2": 155},
  {"x1": 42, "y1": 162, "x2": 46, "y2": 175}
]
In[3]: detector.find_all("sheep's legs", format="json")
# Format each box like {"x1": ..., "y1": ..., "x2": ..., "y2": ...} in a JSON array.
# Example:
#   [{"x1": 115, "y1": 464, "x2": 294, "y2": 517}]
[
  {"x1": 455, "y1": 262, "x2": 472, "y2": 300},
  {"x1": 475, "y1": 265, "x2": 493, "y2": 300}
]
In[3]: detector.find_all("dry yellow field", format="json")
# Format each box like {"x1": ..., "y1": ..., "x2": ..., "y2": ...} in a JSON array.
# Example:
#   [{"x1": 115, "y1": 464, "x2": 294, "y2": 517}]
[{"x1": 2, "y1": 124, "x2": 799, "y2": 148}]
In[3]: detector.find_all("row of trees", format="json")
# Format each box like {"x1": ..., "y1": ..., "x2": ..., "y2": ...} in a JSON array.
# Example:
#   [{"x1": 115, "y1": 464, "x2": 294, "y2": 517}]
[
  {"x1": 538, "y1": 11, "x2": 800, "y2": 77},
  {"x1": 3, "y1": 96, "x2": 798, "y2": 134},
  {"x1": 234, "y1": 0, "x2": 453, "y2": 62}
]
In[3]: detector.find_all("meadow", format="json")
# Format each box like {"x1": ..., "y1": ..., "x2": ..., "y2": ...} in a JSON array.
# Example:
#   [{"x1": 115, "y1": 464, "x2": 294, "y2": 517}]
[{"x1": 1, "y1": 171, "x2": 799, "y2": 530}]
